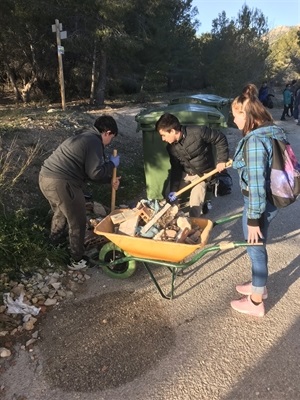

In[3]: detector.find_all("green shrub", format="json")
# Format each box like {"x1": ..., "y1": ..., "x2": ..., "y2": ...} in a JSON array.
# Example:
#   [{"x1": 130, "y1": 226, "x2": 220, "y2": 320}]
[{"x1": 0, "y1": 206, "x2": 68, "y2": 279}]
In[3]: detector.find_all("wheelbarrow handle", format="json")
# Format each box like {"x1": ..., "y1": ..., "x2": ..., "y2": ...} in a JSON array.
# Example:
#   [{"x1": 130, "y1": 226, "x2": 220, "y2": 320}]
[{"x1": 174, "y1": 159, "x2": 233, "y2": 197}]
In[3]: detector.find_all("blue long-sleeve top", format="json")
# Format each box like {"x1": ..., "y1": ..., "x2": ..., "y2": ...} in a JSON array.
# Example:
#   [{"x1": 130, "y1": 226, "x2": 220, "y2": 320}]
[{"x1": 233, "y1": 124, "x2": 286, "y2": 225}]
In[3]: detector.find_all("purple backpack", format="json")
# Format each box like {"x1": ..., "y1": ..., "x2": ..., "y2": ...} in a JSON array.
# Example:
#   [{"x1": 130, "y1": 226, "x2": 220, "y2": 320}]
[{"x1": 269, "y1": 138, "x2": 300, "y2": 208}]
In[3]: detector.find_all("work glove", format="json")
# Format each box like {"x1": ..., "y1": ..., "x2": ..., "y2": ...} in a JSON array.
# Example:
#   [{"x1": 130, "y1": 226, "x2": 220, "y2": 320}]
[
  {"x1": 109, "y1": 154, "x2": 120, "y2": 168},
  {"x1": 168, "y1": 192, "x2": 177, "y2": 202}
]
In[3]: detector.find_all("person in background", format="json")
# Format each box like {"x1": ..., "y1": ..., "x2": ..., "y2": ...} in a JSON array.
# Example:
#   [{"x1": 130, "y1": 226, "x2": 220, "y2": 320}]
[
  {"x1": 258, "y1": 81, "x2": 269, "y2": 106},
  {"x1": 289, "y1": 79, "x2": 297, "y2": 117},
  {"x1": 155, "y1": 113, "x2": 229, "y2": 218},
  {"x1": 231, "y1": 83, "x2": 286, "y2": 317},
  {"x1": 39, "y1": 115, "x2": 120, "y2": 270},
  {"x1": 292, "y1": 84, "x2": 300, "y2": 124},
  {"x1": 280, "y1": 83, "x2": 292, "y2": 121}
]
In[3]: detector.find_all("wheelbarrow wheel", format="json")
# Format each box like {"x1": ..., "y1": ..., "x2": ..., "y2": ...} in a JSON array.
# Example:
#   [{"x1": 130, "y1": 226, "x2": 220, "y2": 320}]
[{"x1": 99, "y1": 242, "x2": 137, "y2": 279}]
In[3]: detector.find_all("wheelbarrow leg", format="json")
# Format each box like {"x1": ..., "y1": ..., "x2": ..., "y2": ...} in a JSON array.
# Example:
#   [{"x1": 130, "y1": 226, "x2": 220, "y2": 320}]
[{"x1": 142, "y1": 261, "x2": 175, "y2": 300}]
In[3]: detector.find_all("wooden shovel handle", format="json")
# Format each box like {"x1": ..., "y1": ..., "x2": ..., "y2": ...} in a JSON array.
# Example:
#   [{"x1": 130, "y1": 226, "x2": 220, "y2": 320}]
[
  {"x1": 175, "y1": 159, "x2": 232, "y2": 197},
  {"x1": 111, "y1": 149, "x2": 117, "y2": 211}
]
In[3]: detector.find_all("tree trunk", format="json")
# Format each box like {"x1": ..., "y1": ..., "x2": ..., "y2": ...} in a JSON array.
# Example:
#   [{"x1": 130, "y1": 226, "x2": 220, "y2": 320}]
[
  {"x1": 20, "y1": 77, "x2": 37, "y2": 103},
  {"x1": 95, "y1": 48, "x2": 107, "y2": 107},
  {"x1": 89, "y1": 43, "x2": 97, "y2": 105},
  {"x1": 6, "y1": 66, "x2": 22, "y2": 102}
]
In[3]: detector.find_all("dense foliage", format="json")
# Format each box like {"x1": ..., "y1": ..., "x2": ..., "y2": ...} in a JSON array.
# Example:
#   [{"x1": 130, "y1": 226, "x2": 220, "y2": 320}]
[
  {"x1": 268, "y1": 27, "x2": 300, "y2": 83},
  {"x1": 0, "y1": 207, "x2": 68, "y2": 277},
  {"x1": 1, "y1": 1, "x2": 298, "y2": 103}
]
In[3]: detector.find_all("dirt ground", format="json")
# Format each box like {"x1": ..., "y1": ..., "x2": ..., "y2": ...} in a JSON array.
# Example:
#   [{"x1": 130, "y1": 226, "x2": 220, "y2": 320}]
[
  {"x1": 1, "y1": 98, "x2": 300, "y2": 400},
  {"x1": 0, "y1": 101, "x2": 146, "y2": 212}
]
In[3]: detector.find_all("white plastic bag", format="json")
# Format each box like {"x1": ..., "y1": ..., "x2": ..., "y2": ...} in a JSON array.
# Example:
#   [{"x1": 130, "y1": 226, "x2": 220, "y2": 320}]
[{"x1": 3, "y1": 293, "x2": 40, "y2": 316}]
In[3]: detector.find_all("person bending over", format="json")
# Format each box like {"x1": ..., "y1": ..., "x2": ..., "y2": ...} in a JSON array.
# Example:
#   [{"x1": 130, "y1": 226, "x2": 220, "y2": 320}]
[
  {"x1": 155, "y1": 113, "x2": 229, "y2": 217},
  {"x1": 39, "y1": 115, "x2": 120, "y2": 270}
]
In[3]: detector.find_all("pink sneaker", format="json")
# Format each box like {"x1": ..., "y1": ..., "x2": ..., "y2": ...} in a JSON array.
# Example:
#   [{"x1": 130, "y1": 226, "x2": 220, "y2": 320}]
[
  {"x1": 236, "y1": 282, "x2": 268, "y2": 299},
  {"x1": 231, "y1": 295, "x2": 265, "y2": 317}
]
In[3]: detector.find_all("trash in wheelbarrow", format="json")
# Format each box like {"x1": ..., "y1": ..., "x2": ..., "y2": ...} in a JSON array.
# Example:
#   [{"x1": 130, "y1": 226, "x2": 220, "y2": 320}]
[
  {"x1": 107, "y1": 199, "x2": 202, "y2": 242},
  {"x1": 94, "y1": 208, "x2": 213, "y2": 263}
]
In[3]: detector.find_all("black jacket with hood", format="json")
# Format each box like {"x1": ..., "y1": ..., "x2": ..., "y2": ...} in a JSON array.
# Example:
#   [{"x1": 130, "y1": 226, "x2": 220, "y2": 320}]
[{"x1": 167, "y1": 125, "x2": 229, "y2": 192}]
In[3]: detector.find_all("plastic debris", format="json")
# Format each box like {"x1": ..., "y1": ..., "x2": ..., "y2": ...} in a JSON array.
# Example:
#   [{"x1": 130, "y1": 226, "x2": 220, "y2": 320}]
[{"x1": 3, "y1": 293, "x2": 41, "y2": 316}]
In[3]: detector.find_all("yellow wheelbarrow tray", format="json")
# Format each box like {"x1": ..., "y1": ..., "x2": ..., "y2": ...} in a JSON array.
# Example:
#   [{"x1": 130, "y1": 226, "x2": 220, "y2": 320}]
[{"x1": 94, "y1": 211, "x2": 258, "y2": 299}]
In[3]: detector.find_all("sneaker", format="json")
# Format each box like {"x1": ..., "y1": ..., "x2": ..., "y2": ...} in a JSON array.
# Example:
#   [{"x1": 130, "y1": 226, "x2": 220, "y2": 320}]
[
  {"x1": 231, "y1": 295, "x2": 265, "y2": 317},
  {"x1": 68, "y1": 256, "x2": 89, "y2": 270},
  {"x1": 236, "y1": 282, "x2": 268, "y2": 299}
]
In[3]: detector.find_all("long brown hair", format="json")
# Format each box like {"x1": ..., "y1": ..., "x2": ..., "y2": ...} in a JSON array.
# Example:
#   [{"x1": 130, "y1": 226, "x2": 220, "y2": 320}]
[{"x1": 231, "y1": 83, "x2": 273, "y2": 135}]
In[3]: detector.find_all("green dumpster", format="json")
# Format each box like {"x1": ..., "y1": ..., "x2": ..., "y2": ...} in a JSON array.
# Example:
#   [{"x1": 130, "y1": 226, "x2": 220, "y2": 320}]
[
  {"x1": 135, "y1": 103, "x2": 227, "y2": 200},
  {"x1": 169, "y1": 94, "x2": 232, "y2": 123}
]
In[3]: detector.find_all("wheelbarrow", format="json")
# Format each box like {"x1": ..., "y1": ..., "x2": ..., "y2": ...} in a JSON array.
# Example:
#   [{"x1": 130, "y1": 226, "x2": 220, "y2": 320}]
[{"x1": 94, "y1": 211, "x2": 259, "y2": 300}]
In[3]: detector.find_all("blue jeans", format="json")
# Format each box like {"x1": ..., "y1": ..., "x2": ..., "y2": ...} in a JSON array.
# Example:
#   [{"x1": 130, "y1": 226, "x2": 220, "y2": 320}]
[{"x1": 242, "y1": 196, "x2": 278, "y2": 293}]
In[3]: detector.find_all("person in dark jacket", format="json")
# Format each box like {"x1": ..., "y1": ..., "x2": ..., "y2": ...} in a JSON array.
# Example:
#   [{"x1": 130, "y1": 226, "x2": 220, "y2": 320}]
[
  {"x1": 258, "y1": 82, "x2": 269, "y2": 106},
  {"x1": 155, "y1": 113, "x2": 229, "y2": 217},
  {"x1": 39, "y1": 115, "x2": 120, "y2": 270}
]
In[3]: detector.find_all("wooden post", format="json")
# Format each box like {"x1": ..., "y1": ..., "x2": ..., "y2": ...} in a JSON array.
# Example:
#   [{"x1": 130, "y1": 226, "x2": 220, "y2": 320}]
[{"x1": 53, "y1": 19, "x2": 66, "y2": 110}]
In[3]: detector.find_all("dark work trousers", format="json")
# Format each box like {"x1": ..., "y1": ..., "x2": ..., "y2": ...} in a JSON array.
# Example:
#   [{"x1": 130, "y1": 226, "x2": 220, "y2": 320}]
[
  {"x1": 39, "y1": 174, "x2": 86, "y2": 261},
  {"x1": 281, "y1": 104, "x2": 290, "y2": 119}
]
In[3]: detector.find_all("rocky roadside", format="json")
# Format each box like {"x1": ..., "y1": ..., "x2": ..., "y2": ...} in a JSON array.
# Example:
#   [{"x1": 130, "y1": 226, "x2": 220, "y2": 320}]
[
  {"x1": 0, "y1": 265, "x2": 93, "y2": 358},
  {"x1": 0, "y1": 197, "x2": 112, "y2": 363}
]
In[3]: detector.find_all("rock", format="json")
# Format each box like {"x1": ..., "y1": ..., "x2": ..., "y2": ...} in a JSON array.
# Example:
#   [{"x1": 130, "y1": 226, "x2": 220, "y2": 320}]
[
  {"x1": 50, "y1": 272, "x2": 61, "y2": 279},
  {"x1": 25, "y1": 338, "x2": 37, "y2": 347},
  {"x1": 47, "y1": 276, "x2": 58, "y2": 285},
  {"x1": 11, "y1": 284, "x2": 25, "y2": 296},
  {"x1": 31, "y1": 297, "x2": 38, "y2": 304},
  {"x1": 0, "y1": 305, "x2": 7, "y2": 313},
  {"x1": 31, "y1": 330, "x2": 39, "y2": 339},
  {"x1": 51, "y1": 282, "x2": 61, "y2": 290},
  {"x1": 40, "y1": 286, "x2": 50, "y2": 294},
  {"x1": 44, "y1": 298, "x2": 57, "y2": 306},
  {"x1": 47, "y1": 289, "x2": 57, "y2": 299},
  {"x1": 0, "y1": 347, "x2": 11, "y2": 358},
  {"x1": 23, "y1": 317, "x2": 37, "y2": 331}
]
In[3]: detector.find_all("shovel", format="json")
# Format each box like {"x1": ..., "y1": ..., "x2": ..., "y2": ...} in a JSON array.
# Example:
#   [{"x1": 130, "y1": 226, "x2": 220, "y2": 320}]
[
  {"x1": 140, "y1": 159, "x2": 233, "y2": 234},
  {"x1": 110, "y1": 149, "x2": 118, "y2": 212},
  {"x1": 110, "y1": 149, "x2": 118, "y2": 259}
]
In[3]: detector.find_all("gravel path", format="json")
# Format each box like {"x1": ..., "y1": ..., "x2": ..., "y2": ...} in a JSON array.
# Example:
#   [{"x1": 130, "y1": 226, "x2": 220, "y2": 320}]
[{"x1": 1, "y1": 106, "x2": 300, "y2": 400}]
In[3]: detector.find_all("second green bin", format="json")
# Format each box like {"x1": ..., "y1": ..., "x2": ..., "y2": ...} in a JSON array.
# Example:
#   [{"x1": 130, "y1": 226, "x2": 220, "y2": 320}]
[
  {"x1": 169, "y1": 93, "x2": 232, "y2": 122},
  {"x1": 135, "y1": 103, "x2": 227, "y2": 200}
]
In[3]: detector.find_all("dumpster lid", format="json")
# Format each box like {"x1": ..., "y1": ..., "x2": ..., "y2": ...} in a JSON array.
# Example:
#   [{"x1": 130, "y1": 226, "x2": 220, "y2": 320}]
[
  {"x1": 170, "y1": 93, "x2": 232, "y2": 106},
  {"x1": 135, "y1": 103, "x2": 224, "y2": 121},
  {"x1": 135, "y1": 103, "x2": 226, "y2": 130}
]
